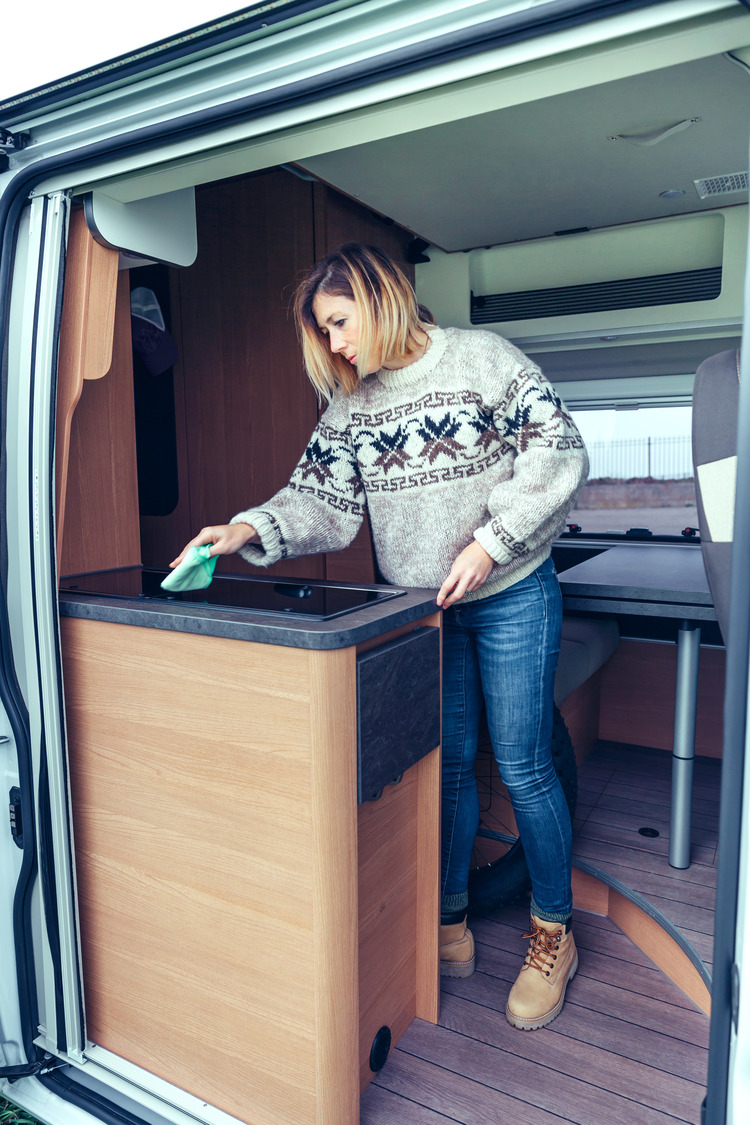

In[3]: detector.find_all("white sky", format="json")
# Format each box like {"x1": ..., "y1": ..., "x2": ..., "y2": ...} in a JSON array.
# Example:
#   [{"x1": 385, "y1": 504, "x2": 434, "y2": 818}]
[
  {"x1": 572, "y1": 405, "x2": 693, "y2": 445},
  {"x1": 1, "y1": 3, "x2": 248, "y2": 101}
]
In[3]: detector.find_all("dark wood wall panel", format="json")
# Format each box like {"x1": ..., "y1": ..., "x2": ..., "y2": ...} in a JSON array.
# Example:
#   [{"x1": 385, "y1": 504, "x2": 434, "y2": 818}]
[
  {"x1": 313, "y1": 185, "x2": 416, "y2": 584},
  {"x1": 140, "y1": 168, "x2": 418, "y2": 586},
  {"x1": 167, "y1": 169, "x2": 322, "y2": 578},
  {"x1": 599, "y1": 640, "x2": 725, "y2": 757}
]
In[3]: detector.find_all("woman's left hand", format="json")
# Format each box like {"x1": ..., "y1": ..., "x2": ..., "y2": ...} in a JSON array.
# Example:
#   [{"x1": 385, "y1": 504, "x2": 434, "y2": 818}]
[{"x1": 437, "y1": 541, "x2": 495, "y2": 608}]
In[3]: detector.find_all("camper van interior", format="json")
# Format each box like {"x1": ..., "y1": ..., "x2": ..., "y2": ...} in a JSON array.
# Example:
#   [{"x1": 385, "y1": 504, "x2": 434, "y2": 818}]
[{"x1": 4, "y1": 2, "x2": 750, "y2": 1124}]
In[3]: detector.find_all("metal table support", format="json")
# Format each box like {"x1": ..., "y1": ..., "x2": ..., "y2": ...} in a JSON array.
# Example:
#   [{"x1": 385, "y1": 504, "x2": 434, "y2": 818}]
[
  {"x1": 559, "y1": 545, "x2": 717, "y2": 872},
  {"x1": 669, "y1": 621, "x2": 701, "y2": 869}
]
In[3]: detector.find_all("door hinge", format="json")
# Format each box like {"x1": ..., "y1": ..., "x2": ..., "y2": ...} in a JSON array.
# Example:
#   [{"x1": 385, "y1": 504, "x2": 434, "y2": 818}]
[
  {"x1": 0, "y1": 127, "x2": 31, "y2": 172},
  {"x1": 8, "y1": 786, "x2": 23, "y2": 849},
  {"x1": 0, "y1": 128, "x2": 31, "y2": 152},
  {"x1": 731, "y1": 961, "x2": 741, "y2": 1030}
]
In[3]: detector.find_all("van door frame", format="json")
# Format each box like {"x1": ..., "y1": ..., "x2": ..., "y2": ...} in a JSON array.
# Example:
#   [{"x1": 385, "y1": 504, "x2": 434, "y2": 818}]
[
  {"x1": 2, "y1": 2, "x2": 748, "y2": 1121},
  {"x1": 703, "y1": 159, "x2": 750, "y2": 1125}
]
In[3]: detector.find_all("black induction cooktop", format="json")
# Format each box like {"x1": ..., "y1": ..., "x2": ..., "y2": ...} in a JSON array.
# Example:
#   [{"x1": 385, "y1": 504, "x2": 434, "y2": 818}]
[{"x1": 59, "y1": 567, "x2": 405, "y2": 622}]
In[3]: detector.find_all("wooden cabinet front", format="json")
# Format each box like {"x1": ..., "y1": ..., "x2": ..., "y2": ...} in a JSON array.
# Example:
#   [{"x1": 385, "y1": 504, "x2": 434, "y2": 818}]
[{"x1": 62, "y1": 615, "x2": 440, "y2": 1125}]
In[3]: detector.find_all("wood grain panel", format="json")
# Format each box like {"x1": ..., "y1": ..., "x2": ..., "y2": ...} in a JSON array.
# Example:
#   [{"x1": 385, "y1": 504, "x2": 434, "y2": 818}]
[
  {"x1": 414, "y1": 745, "x2": 441, "y2": 1023},
  {"x1": 313, "y1": 183, "x2": 416, "y2": 586},
  {"x1": 56, "y1": 207, "x2": 119, "y2": 568},
  {"x1": 608, "y1": 885, "x2": 711, "y2": 1016},
  {"x1": 169, "y1": 170, "x2": 322, "y2": 580},
  {"x1": 356, "y1": 616, "x2": 441, "y2": 1089},
  {"x1": 308, "y1": 647, "x2": 360, "y2": 1124},
  {"x1": 357, "y1": 612, "x2": 441, "y2": 1038},
  {"x1": 599, "y1": 641, "x2": 725, "y2": 757},
  {"x1": 144, "y1": 171, "x2": 420, "y2": 585},
  {"x1": 63, "y1": 618, "x2": 322, "y2": 1124},
  {"x1": 60, "y1": 271, "x2": 141, "y2": 575},
  {"x1": 63, "y1": 616, "x2": 441, "y2": 1123},
  {"x1": 571, "y1": 867, "x2": 710, "y2": 1015},
  {"x1": 358, "y1": 770, "x2": 419, "y2": 1092},
  {"x1": 560, "y1": 671, "x2": 602, "y2": 765}
]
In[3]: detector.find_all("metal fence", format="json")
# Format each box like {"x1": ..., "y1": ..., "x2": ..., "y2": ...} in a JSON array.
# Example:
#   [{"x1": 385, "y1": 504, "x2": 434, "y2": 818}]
[{"x1": 585, "y1": 434, "x2": 693, "y2": 481}]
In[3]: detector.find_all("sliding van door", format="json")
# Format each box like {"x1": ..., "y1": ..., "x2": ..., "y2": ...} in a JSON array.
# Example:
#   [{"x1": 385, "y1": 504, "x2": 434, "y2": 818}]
[{"x1": 2, "y1": 191, "x2": 89, "y2": 1068}]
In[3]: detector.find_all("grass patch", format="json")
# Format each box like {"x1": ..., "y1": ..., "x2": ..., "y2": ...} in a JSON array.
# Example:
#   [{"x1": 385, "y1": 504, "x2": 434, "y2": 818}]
[{"x1": 0, "y1": 1099, "x2": 42, "y2": 1125}]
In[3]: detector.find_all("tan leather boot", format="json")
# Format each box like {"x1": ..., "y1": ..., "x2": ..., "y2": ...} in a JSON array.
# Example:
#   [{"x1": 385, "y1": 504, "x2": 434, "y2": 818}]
[
  {"x1": 505, "y1": 914, "x2": 578, "y2": 1030},
  {"x1": 439, "y1": 917, "x2": 475, "y2": 978}
]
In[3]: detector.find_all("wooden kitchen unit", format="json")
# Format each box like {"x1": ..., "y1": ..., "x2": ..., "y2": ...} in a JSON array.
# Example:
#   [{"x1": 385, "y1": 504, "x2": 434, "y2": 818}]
[{"x1": 60, "y1": 598, "x2": 441, "y2": 1125}]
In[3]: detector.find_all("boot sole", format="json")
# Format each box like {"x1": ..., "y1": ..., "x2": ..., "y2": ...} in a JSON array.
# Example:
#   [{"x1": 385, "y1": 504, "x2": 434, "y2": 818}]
[
  {"x1": 505, "y1": 951, "x2": 578, "y2": 1030},
  {"x1": 439, "y1": 956, "x2": 476, "y2": 978}
]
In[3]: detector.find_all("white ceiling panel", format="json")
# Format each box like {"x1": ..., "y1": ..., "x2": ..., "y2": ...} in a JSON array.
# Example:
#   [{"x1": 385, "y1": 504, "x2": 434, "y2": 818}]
[{"x1": 297, "y1": 51, "x2": 750, "y2": 249}]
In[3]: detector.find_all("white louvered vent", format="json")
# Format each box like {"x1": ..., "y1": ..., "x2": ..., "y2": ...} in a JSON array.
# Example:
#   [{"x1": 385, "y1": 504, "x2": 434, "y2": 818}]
[{"x1": 694, "y1": 172, "x2": 748, "y2": 199}]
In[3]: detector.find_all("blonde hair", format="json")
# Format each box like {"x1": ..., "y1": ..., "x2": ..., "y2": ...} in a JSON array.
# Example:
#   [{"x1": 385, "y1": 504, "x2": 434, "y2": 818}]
[{"x1": 294, "y1": 243, "x2": 433, "y2": 401}]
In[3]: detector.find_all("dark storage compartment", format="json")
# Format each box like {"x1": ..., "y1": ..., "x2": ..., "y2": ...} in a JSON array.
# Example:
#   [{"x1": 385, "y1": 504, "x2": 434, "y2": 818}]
[{"x1": 357, "y1": 626, "x2": 440, "y2": 802}]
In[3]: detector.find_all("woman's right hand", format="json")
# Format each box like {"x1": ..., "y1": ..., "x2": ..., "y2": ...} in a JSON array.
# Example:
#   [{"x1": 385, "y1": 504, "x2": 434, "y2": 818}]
[{"x1": 169, "y1": 523, "x2": 259, "y2": 568}]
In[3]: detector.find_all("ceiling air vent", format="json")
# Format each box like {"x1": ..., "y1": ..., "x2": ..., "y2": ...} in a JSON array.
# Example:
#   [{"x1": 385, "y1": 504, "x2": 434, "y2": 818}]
[
  {"x1": 693, "y1": 172, "x2": 748, "y2": 199},
  {"x1": 470, "y1": 267, "x2": 722, "y2": 324}
]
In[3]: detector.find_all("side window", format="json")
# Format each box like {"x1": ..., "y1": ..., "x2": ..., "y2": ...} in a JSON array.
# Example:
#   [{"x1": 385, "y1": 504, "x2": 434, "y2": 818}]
[{"x1": 568, "y1": 404, "x2": 696, "y2": 538}]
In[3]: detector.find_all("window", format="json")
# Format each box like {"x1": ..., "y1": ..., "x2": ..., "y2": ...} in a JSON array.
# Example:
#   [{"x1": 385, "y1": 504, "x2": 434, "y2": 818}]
[{"x1": 567, "y1": 404, "x2": 696, "y2": 538}]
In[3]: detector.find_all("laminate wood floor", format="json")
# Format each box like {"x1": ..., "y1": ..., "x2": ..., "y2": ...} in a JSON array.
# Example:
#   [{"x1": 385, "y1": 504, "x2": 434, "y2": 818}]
[
  {"x1": 360, "y1": 740, "x2": 719, "y2": 1125},
  {"x1": 573, "y1": 740, "x2": 720, "y2": 973}
]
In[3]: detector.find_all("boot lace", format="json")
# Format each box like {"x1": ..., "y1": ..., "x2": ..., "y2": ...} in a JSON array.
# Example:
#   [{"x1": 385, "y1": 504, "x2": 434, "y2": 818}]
[{"x1": 521, "y1": 921, "x2": 561, "y2": 977}]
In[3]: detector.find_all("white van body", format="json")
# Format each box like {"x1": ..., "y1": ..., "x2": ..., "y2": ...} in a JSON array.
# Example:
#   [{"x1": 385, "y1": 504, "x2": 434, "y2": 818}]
[{"x1": 2, "y1": 2, "x2": 750, "y2": 1123}]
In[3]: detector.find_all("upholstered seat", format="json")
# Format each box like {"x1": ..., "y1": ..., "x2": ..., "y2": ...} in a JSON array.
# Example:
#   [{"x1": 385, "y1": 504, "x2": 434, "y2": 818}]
[{"x1": 554, "y1": 615, "x2": 619, "y2": 706}]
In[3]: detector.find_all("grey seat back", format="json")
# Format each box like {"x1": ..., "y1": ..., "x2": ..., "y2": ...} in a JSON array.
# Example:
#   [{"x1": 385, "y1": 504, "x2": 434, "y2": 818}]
[{"x1": 692, "y1": 348, "x2": 740, "y2": 643}]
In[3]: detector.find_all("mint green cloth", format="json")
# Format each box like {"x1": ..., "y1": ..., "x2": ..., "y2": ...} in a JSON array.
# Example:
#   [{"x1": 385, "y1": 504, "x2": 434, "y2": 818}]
[{"x1": 161, "y1": 545, "x2": 218, "y2": 592}]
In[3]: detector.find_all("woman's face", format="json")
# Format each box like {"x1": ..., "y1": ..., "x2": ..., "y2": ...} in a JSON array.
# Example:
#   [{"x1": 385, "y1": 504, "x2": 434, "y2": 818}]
[{"x1": 312, "y1": 293, "x2": 379, "y2": 374}]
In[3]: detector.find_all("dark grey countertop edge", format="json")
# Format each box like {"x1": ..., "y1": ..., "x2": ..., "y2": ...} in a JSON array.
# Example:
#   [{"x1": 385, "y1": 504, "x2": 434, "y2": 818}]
[
  {"x1": 58, "y1": 587, "x2": 441, "y2": 649},
  {"x1": 561, "y1": 596, "x2": 717, "y2": 621},
  {"x1": 559, "y1": 579, "x2": 713, "y2": 605}
]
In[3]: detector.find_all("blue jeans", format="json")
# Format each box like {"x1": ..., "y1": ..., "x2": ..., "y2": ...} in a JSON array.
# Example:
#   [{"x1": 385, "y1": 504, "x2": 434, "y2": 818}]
[{"x1": 441, "y1": 557, "x2": 572, "y2": 923}]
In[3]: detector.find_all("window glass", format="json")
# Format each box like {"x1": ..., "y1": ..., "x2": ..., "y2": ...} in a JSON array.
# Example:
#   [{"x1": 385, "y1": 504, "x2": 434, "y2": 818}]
[{"x1": 567, "y1": 404, "x2": 697, "y2": 537}]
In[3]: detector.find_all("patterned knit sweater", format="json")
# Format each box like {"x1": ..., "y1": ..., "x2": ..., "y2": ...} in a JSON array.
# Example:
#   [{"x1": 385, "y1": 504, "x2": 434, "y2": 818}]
[{"x1": 231, "y1": 327, "x2": 589, "y2": 601}]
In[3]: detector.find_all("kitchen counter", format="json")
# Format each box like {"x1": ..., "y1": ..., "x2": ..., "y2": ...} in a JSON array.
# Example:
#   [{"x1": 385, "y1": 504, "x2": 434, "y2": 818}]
[
  {"x1": 59, "y1": 569, "x2": 442, "y2": 1125},
  {"x1": 58, "y1": 570, "x2": 439, "y2": 649}
]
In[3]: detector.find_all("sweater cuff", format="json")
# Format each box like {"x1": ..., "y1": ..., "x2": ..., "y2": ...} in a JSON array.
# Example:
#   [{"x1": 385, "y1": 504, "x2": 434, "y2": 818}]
[
  {"x1": 473, "y1": 525, "x2": 513, "y2": 567},
  {"x1": 230, "y1": 509, "x2": 285, "y2": 568}
]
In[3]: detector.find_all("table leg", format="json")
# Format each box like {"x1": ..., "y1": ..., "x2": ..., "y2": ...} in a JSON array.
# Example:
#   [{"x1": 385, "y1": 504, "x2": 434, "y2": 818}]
[{"x1": 669, "y1": 621, "x2": 701, "y2": 869}]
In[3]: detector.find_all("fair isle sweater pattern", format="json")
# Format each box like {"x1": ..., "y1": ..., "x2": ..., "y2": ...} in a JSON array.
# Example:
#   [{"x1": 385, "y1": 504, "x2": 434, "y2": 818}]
[{"x1": 231, "y1": 327, "x2": 589, "y2": 598}]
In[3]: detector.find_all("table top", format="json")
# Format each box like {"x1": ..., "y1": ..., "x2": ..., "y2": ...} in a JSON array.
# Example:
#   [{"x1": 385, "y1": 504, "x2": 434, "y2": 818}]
[{"x1": 559, "y1": 545, "x2": 716, "y2": 621}]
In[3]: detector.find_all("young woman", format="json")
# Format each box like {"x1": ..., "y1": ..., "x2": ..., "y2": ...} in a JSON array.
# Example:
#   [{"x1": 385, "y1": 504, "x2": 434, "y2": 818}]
[{"x1": 171, "y1": 242, "x2": 589, "y2": 1031}]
